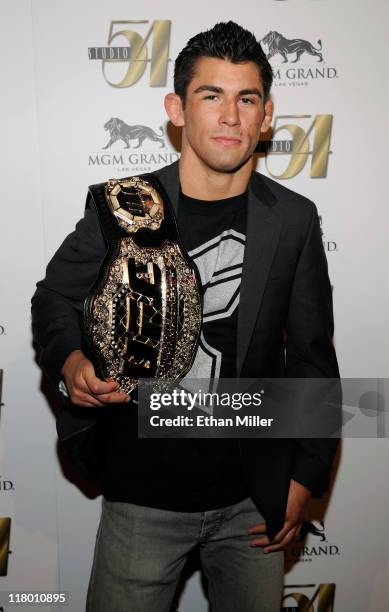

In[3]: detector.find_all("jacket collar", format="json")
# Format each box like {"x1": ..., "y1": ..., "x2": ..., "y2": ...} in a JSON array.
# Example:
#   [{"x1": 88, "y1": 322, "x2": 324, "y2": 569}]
[{"x1": 154, "y1": 158, "x2": 277, "y2": 211}]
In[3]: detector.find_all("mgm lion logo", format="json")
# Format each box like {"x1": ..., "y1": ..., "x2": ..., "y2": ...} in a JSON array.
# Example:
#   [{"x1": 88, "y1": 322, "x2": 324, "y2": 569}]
[
  {"x1": 297, "y1": 521, "x2": 326, "y2": 542},
  {"x1": 262, "y1": 31, "x2": 323, "y2": 63},
  {"x1": 103, "y1": 117, "x2": 165, "y2": 149}
]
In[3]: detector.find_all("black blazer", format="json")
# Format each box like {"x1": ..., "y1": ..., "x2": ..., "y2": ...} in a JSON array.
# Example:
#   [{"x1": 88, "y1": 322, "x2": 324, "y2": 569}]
[{"x1": 31, "y1": 160, "x2": 340, "y2": 538}]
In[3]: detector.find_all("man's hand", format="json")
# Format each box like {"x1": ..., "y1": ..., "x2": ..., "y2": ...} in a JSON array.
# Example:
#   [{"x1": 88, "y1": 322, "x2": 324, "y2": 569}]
[
  {"x1": 247, "y1": 479, "x2": 312, "y2": 553},
  {"x1": 61, "y1": 349, "x2": 130, "y2": 407}
]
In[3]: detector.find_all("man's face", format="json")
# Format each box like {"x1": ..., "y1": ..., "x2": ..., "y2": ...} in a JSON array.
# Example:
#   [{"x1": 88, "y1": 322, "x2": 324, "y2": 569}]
[{"x1": 173, "y1": 56, "x2": 272, "y2": 173}]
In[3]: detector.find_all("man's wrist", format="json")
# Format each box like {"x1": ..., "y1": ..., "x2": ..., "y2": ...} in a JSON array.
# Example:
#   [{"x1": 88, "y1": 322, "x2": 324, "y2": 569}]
[{"x1": 290, "y1": 478, "x2": 313, "y2": 500}]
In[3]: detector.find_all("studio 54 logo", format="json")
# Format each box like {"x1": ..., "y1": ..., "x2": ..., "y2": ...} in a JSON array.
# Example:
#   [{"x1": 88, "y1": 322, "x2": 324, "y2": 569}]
[
  {"x1": 261, "y1": 30, "x2": 338, "y2": 87},
  {"x1": 283, "y1": 583, "x2": 335, "y2": 612},
  {"x1": 257, "y1": 114, "x2": 333, "y2": 179},
  {"x1": 0, "y1": 517, "x2": 11, "y2": 576},
  {"x1": 88, "y1": 20, "x2": 171, "y2": 88}
]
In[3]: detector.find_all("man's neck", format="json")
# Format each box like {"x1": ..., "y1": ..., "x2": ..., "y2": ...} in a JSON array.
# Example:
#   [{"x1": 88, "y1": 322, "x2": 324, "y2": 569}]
[{"x1": 178, "y1": 150, "x2": 253, "y2": 201}]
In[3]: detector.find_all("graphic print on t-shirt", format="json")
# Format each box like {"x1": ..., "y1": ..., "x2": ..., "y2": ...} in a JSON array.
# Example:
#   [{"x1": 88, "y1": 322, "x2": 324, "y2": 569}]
[{"x1": 182, "y1": 228, "x2": 246, "y2": 387}]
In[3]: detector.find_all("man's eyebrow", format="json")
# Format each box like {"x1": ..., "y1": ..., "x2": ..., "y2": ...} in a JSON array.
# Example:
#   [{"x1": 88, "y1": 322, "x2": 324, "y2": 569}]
[
  {"x1": 239, "y1": 88, "x2": 263, "y2": 99},
  {"x1": 193, "y1": 85, "x2": 263, "y2": 98},
  {"x1": 193, "y1": 85, "x2": 223, "y2": 94}
]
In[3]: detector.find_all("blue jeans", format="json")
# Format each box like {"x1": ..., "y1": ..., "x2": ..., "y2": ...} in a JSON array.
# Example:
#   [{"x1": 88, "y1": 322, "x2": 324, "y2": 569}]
[{"x1": 86, "y1": 496, "x2": 284, "y2": 612}]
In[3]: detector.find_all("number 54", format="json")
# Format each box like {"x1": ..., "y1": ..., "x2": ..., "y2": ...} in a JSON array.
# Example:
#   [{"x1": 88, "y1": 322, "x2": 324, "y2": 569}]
[{"x1": 103, "y1": 20, "x2": 171, "y2": 88}]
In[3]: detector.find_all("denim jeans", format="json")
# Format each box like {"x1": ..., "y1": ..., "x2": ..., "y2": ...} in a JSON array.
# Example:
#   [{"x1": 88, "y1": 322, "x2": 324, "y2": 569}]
[{"x1": 86, "y1": 496, "x2": 284, "y2": 612}]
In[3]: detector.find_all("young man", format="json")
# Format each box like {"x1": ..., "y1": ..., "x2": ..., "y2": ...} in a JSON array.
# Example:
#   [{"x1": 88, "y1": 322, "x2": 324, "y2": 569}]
[{"x1": 32, "y1": 21, "x2": 339, "y2": 612}]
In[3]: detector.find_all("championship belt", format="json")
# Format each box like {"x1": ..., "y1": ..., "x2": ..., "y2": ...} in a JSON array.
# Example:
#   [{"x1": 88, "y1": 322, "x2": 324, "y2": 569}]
[{"x1": 83, "y1": 174, "x2": 202, "y2": 395}]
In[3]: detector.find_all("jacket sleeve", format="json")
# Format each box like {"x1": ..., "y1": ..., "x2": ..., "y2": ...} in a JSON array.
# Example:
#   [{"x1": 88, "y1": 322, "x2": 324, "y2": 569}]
[
  {"x1": 31, "y1": 193, "x2": 107, "y2": 391},
  {"x1": 285, "y1": 201, "x2": 340, "y2": 497}
]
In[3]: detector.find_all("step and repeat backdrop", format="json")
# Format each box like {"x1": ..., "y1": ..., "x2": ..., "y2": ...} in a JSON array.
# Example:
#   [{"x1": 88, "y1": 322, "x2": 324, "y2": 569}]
[{"x1": 1, "y1": 0, "x2": 388, "y2": 610}]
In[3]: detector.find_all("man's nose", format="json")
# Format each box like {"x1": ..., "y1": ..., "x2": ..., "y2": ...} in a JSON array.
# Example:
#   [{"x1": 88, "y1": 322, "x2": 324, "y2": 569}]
[{"x1": 219, "y1": 100, "x2": 241, "y2": 126}]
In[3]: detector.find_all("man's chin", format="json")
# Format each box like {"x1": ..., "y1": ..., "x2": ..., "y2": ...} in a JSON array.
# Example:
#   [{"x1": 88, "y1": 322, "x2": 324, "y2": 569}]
[{"x1": 204, "y1": 155, "x2": 252, "y2": 174}]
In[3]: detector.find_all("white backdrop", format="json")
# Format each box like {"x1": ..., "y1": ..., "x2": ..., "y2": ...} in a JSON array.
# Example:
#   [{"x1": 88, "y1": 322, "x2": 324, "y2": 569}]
[{"x1": 1, "y1": 1, "x2": 388, "y2": 610}]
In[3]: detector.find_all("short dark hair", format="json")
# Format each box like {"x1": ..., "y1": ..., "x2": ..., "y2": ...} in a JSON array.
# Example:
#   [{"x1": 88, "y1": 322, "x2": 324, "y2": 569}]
[{"x1": 174, "y1": 21, "x2": 273, "y2": 105}]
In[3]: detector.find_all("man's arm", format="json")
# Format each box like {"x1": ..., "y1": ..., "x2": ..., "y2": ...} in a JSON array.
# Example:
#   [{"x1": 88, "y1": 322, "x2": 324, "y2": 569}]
[
  {"x1": 285, "y1": 200, "x2": 340, "y2": 497},
  {"x1": 247, "y1": 200, "x2": 340, "y2": 552}
]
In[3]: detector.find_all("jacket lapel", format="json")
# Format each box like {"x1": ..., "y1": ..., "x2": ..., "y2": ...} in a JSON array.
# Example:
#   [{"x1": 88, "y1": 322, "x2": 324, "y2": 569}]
[
  {"x1": 236, "y1": 172, "x2": 282, "y2": 374},
  {"x1": 154, "y1": 160, "x2": 282, "y2": 376}
]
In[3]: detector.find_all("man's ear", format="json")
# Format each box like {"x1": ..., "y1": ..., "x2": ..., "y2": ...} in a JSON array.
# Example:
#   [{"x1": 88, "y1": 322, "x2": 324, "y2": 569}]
[
  {"x1": 260, "y1": 99, "x2": 274, "y2": 134},
  {"x1": 164, "y1": 93, "x2": 185, "y2": 127}
]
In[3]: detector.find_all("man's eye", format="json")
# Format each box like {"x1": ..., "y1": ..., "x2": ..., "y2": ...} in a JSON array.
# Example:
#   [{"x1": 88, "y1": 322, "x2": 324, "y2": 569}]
[
  {"x1": 241, "y1": 97, "x2": 255, "y2": 104},
  {"x1": 204, "y1": 95, "x2": 218, "y2": 100}
]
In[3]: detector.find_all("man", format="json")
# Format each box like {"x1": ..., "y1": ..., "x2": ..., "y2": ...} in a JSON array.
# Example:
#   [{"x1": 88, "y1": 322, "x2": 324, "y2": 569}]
[{"x1": 31, "y1": 21, "x2": 339, "y2": 612}]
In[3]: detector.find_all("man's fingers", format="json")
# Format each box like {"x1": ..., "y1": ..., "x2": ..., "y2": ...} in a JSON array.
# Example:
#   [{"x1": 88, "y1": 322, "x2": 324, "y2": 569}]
[
  {"x1": 263, "y1": 527, "x2": 297, "y2": 554},
  {"x1": 75, "y1": 400, "x2": 103, "y2": 408},
  {"x1": 294, "y1": 524, "x2": 302, "y2": 540},
  {"x1": 62, "y1": 352, "x2": 125, "y2": 406},
  {"x1": 85, "y1": 378, "x2": 119, "y2": 396},
  {"x1": 69, "y1": 390, "x2": 105, "y2": 407},
  {"x1": 250, "y1": 525, "x2": 300, "y2": 554},
  {"x1": 249, "y1": 521, "x2": 293, "y2": 548},
  {"x1": 247, "y1": 522, "x2": 267, "y2": 534},
  {"x1": 70, "y1": 388, "x2": 129, "y2": 406},
  {"x1": 96, "y1": 391, "x2": 130, "y2": 404},
  {"x1": 262, "y1": 542, "x2": 286, "y2": 554},
  {"x1": 250, "y1": 536, "x2": 270, "y2": 547},
  {"x1": 70, "y1": 379, "x2": 129, "y2": 405},
  {"x1": 271, "y1": 522, "x2": 293, "y2": 543}
]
